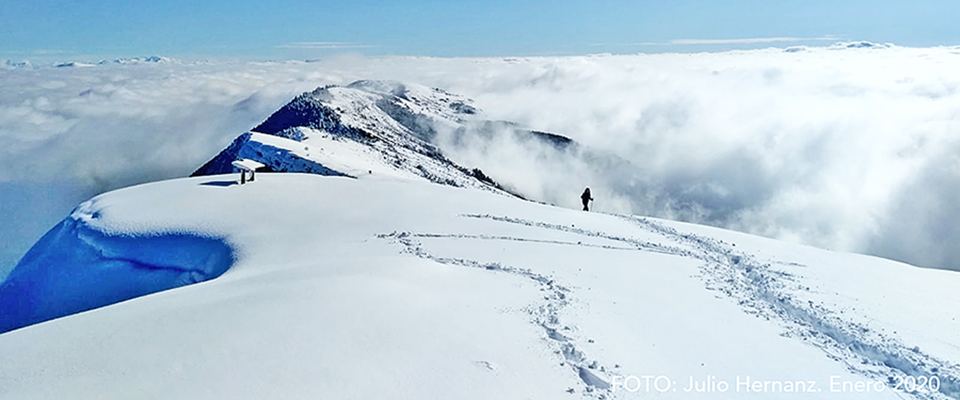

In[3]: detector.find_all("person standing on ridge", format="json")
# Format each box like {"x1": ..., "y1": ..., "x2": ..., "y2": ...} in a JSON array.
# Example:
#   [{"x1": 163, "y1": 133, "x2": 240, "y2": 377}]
[{"x1": 581, "y1": 187, "x2": 593, "y2": 211}]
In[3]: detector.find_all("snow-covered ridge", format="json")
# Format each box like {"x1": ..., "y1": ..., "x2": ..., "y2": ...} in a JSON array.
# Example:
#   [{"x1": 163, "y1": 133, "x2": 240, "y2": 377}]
[
  {"x1": 53, "y1": 61, "x2": 97, "y2": 68},
  {"x1": 98, "y1": 56, "x2": 174, "y2": 65},
  {"x1": 193, "y1": 80, "x2": 555, "y2": 194},
  {"x1": 2, "y1": 174, "x2": 959, "y2": 399},
  {"x1": 785, "y1": 41, "x2": 895, "y2": 53},
  {"x1": 829, "y1": 41, "x2": 893, "y2": 49},
  {"x1": 4, "y1": 80, "x2": 555, "y2": 334},
  {"x1": 5, "y1": 79, "x2": 558, "y2": 334},
  {"x1": 1, "y1": 59, "x2": 32, "y2": 69},
  {"x1": 0, "y1": 56, "x2": 179, "y2": 69}
]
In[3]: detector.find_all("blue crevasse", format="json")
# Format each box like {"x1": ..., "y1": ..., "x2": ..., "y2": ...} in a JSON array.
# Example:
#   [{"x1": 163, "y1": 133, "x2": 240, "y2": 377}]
[{"x1": 0, "y1": 214, "x2": 234, "y2": 334}]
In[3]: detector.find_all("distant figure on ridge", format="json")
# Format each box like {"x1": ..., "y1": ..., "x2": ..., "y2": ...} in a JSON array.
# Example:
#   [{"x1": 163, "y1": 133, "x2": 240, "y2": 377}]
[{"x1": 581, "y1": 187, "x2": 593, "y2": 211}]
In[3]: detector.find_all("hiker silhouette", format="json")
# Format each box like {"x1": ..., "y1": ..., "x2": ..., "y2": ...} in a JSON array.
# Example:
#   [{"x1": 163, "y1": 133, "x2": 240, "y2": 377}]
[{"x1": 581, "y1": 187, "x2": 593, "y2": 211}]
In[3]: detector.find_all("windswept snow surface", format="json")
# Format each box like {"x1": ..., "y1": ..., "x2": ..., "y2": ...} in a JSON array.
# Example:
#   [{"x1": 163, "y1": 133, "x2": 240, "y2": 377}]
[
  {"x1": 193, "y1": 82, "x2": 516, "y2": 194},
  {"x1": 0, "y1": 189, "x2": 235, "y2": 334},
  {"x1": 1, "y1": 173, "x2": 958, "y2": 399}
]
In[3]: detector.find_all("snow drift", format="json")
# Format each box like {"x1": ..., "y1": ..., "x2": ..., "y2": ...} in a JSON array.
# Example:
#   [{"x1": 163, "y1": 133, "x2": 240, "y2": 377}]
[{"x1": 0, "y1": 197, "x2": 233, "y2": 334}]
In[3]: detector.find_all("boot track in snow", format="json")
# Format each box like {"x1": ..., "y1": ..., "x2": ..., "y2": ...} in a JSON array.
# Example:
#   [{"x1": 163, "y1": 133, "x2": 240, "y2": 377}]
[{"x1": 380, "y1": 212, "x2": 960, "y2": 400}]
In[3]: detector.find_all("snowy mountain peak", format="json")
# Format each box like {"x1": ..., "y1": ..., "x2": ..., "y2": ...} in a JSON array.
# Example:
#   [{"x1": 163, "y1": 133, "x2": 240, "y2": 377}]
[
  {"x1": 253, "y1": 80, "x2": 480, "y2": 142},
  {"x1": 47, "y1": 56, "x2": 176, "y2": 68},
  {"x1": 97, "y1": 56, "x2": 175, "y2": 65},
  {"x1": 830, "y1": 41, "x2": 893, "y2": 49},
  {"x1": 2, "y1": 59, "x2": 32, "y2": 69},
  {"x1": 54, "y1": 61, "x2": 96, "y2": 68},
  {"x1": 196, "y1": 80, "x2": 520, "y2": 195}
]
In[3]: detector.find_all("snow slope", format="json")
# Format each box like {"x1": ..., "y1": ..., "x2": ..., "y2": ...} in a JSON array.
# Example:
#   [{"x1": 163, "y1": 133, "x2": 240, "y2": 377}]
[
  {"x1": 0, "y1": 208, "x2": 233, "y2": 334},
  {"x1": 192, "y1": 81, "x2": 509, "y2": 192},
  {"x1": 1, "y1": 172, "x2": 958, "y2": 399},
  {"x1": 192, "y1": 80, "x2": 584, "y2": 197}
]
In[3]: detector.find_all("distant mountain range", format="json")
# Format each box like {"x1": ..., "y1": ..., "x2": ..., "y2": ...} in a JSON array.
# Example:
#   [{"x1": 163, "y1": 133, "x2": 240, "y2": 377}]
[{"x1": 1, "y1": 56, "x2": 176, "y2": 69}]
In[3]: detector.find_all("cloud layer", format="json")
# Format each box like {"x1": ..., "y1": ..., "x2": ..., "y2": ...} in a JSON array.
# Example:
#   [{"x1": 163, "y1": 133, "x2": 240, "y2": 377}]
[{"x1": 3, "y1": 45, "x2": 960, "y2": 274}]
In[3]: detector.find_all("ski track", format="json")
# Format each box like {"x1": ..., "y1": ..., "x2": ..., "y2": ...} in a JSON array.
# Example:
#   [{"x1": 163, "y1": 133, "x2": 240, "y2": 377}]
[{"x1": 379, "y1": 213, "x2": 960, "y2": 400}]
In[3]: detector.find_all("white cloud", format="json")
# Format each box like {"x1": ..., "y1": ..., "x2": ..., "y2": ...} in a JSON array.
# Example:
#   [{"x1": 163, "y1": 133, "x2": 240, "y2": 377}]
[{"x1": 3, "y1": 45, "x2": 960, "y2": 274}]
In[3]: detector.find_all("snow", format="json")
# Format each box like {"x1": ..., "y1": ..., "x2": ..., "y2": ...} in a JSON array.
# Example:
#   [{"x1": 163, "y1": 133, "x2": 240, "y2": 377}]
[
  {"x1": 7, "y1": 48, "x2": 960, "y2": 274},
  {"x1": 53, "y1": 62, "x2": 96, "y2": 68},
  {"x1": 4, "y1": 59, "x2": 960, "y2": 398},
  {"x1": 97, "y1": 56, "x2": 174, "y2": 65},
  {"x1": 0, "y1": 192, "x2": 235, "y2": 334},
  {"x1": 2, "y1": 172, "x2": 958, "y2": 399},
  {"x1": 230, "y1": 158, "x2": 264, "y2": 172},
  {"x1": 193, "y1": 82, "x2": 514, "y2": 193},
  {"x1": 3, "y1": 56, "x2": 176, "y2": 69},
  {"x1": 1, "y1": 59, "x2": 31, "y2": 69}
]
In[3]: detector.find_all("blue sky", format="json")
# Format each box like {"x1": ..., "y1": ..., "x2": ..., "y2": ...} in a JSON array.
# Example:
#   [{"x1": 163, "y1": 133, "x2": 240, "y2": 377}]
[{"x1": 1, "y1": 0, "x2": 958, "y2": 60}]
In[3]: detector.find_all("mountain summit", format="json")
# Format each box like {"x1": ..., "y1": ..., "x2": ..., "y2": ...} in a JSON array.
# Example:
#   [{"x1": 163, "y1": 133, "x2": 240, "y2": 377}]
[{"x1": 193, "y1": 80, "x2": 540, "y2": 194}]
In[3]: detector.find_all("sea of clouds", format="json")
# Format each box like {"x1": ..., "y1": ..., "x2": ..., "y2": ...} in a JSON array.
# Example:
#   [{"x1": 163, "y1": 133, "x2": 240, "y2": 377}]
[{"x1": 3, "y1": 44, "x2": 960, "y2": 275}]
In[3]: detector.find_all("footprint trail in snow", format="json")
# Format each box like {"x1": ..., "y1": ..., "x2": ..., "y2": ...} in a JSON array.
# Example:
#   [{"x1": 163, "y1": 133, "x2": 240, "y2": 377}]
[{"x1": 381, "y1": 212, "x2": 960, "y2": 400}]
